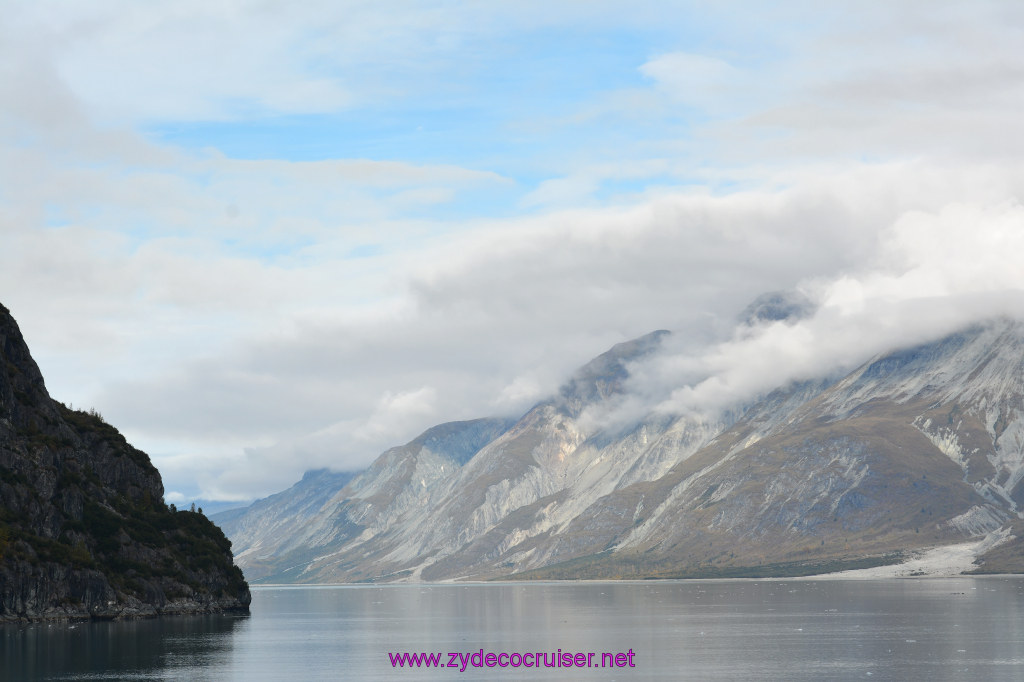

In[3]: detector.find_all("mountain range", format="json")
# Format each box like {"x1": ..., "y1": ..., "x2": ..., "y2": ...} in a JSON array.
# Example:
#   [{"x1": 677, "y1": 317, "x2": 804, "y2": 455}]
[{"x1": 214, "y1": 304, "x2": 1024, "y2": 582}]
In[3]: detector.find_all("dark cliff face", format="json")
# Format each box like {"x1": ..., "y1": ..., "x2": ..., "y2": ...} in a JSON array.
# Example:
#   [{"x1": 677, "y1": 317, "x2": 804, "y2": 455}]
[{"x1": 0, "y1": 302, "x2": 250, "y2": 621}]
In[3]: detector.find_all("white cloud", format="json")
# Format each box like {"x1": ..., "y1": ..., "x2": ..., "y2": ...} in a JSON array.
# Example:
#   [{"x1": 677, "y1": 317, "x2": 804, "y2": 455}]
[
  {"x1": 640, "y1": 52, "x2": 744, "y2": 113},
  {"x1": 4, "y1": 1, "x2": 1024, "y2": 501},
  {"x1": 618, "y1": 196, "x2": 1024, "y2": 422}
]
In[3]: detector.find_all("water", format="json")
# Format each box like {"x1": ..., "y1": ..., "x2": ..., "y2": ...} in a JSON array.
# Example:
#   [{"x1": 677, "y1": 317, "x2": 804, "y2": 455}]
[{"x1": 3, "y1": 577, "x2": 1024, "y2": 680}]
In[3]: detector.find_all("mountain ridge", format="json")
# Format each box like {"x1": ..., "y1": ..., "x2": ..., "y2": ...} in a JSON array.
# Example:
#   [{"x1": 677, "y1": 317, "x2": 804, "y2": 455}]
[{"x1": 216, "y1": 315, "x2": 1024, "y2": 582}]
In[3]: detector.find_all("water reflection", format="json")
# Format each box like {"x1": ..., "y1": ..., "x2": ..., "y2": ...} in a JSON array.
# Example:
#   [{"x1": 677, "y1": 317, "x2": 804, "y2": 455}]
[
  {"x1": 2, "y1": 613, "x2": 247, "y2": 681},
  {"x1": 3, "y1": 578, "x2": 1024, "y2": 680}
]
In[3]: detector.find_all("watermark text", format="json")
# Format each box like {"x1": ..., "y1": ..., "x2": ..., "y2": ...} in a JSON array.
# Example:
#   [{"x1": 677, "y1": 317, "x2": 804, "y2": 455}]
[{"x1": 389, "y1": 648, "x2": 636, "y2": 671}]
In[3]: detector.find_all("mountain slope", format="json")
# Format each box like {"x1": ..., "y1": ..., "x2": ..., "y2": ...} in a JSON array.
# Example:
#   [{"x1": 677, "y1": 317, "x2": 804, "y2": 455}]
[
  {"x1": 232, "y1": 329, "x2": 732, "y2": 582},
  {"x1": 524, "y1": 320, "x2": 1024, "y2": 578},
  {"x1": 0, "y1": 303, "x2": 251, "y2": 621},
  {"x1": 209, "y1": 467, "x2": 357, "y2": 574},
  {"x1": 223, "y1": 417, "x2": 516, "y2": 581}
]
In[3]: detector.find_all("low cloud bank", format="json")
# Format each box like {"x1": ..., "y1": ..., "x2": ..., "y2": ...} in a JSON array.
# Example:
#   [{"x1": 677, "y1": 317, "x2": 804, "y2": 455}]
[
  {"x1": 163, "y1": 163, "x2": 1024, "y2": 500},
  {"x1": 595, "y1": 195, "x2": 1024, "y2": 432}
]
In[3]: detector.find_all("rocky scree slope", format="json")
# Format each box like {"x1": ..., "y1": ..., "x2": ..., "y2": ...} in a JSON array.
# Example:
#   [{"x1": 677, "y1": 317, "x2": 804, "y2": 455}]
[{"x1": 0, "y1": 303, "x2": 250, "y2": 621}]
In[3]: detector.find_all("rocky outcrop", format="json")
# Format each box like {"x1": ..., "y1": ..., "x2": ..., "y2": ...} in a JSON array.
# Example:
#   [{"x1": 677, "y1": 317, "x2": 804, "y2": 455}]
[{"x1": 0, "y1": 302, "x2": 250, "y2": 621}]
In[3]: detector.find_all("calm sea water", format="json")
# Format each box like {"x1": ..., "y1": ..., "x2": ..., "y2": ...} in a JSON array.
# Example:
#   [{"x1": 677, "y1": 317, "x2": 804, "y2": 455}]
[{"x1": 3, "y1": 578, "x2": 1024, "y2": 680}]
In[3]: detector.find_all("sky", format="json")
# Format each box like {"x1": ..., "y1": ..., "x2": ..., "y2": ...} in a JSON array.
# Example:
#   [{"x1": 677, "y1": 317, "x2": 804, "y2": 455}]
[{"x1": 3, "y1": 0, "x2": 1024, "y2": 505}]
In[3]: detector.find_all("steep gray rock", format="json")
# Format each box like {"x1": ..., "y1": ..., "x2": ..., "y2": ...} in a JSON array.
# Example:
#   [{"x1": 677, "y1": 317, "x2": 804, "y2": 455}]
[
  {"x1": 740, "y1": 290, "x2": 815, "y2": 326},
  {"x1": 526, "y1": 320, "x2": 1024, "y2": 578},
  {"x1": 0, "y1": 303, "x2": 250, "y2": 621},
  {"x1": 209, "y1": 468, "x2": 357, "y2": 567},
  {"x1": 224, "y1": 417, "x2": 516, "y2": 582}
]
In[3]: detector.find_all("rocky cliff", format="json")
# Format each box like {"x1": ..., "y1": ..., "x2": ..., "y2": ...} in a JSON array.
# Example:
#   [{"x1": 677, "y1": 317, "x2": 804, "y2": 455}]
[{"x1": 0, "y1": 302, "x2": 250, "y2": 621}]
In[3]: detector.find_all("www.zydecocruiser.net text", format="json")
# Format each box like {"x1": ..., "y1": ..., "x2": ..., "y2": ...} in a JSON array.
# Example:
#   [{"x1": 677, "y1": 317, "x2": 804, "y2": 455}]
[{"x1": 389, "y1": 649, "x2": 637, "y2": 671}]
